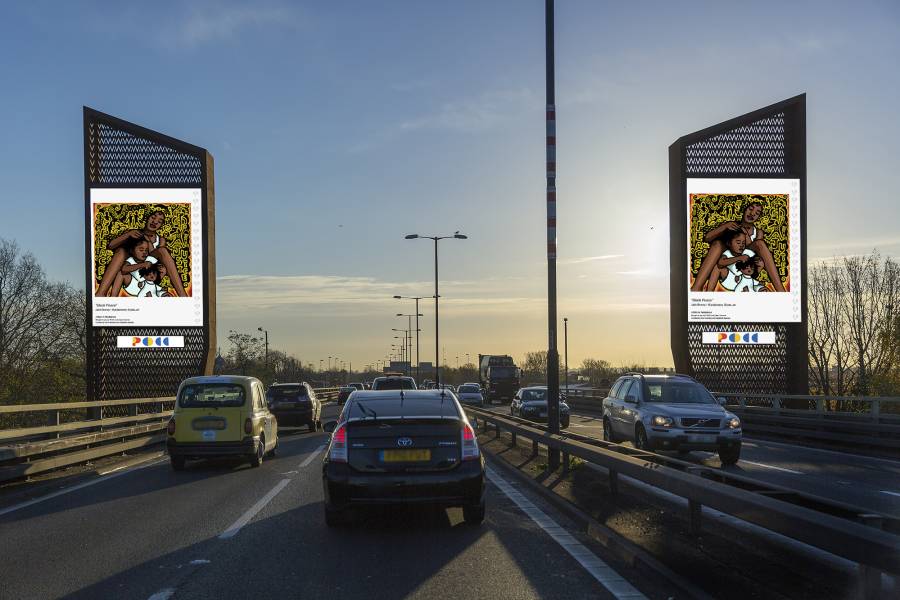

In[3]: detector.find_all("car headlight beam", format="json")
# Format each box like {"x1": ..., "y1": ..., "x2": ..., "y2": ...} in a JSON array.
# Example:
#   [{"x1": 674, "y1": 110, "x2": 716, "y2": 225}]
[
  {"x1": 651, "y1": 415, "x2": 673, "y2": 427},
  {"x1": 728, "y1": 417, "x2": 741, "y2": 429}
]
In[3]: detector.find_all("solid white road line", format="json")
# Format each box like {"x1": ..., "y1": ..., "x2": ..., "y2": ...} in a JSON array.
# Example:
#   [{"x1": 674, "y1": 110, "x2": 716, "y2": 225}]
[
  {"x1": 487, "y1": 467, "x2": 647, "y2": 600},
  {"x1": 0, "y1": 458, "x2": 167, "y2": 518},
  {"x1": 880, "y1": 490, "x2": 900, "y2": 498},
  {"x1": 298, "y1": 444, "x2": 326, "y2": 469},
  {"x1": 219, "y1": 478, "x2": 290, "y2": 539},
  {"x1": 739, "y1": 460, "x2": 804, "y2": 475}
]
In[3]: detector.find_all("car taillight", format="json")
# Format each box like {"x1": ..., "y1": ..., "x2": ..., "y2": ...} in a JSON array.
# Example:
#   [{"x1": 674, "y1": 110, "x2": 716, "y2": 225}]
[
  {"x1": 329, "y1": 423, "x2": 348, "y2": 463},
  {"x1": 244, "y1": 418, "x2": 253, "y2": 435},
  {"x1": 167, "y1": 419, "x2": 176, "y2": 436},
  {"x1": 461, "y1": 422, "x2": 479, "y2": 461}
]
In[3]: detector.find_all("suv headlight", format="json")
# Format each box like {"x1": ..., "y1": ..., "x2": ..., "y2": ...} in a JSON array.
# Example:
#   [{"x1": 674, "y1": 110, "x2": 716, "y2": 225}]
[
  {"x1": 727, "y1": 417, "x2": 741, "y2": 429},
  {"x1": 651, "y1": 415, "x2": 673, "y2": 427}
]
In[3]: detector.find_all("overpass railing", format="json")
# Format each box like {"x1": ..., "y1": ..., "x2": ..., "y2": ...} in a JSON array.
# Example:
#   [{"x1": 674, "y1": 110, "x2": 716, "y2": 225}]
[
  {"x1": 464, "y1": 406, "x2": 900, "y2": 592},
  {"x1": 0, "y1": 387, "x2": 342, "y2": 484}
]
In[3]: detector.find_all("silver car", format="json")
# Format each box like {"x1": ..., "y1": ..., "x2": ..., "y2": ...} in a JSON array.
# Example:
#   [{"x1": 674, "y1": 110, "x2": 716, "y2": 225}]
[
  {"x1": 456, "y1": 384, "x2": 484, "y2": 407},
  {"x1": 601, "y1": 374, "x2": 742, "y2": 464}
]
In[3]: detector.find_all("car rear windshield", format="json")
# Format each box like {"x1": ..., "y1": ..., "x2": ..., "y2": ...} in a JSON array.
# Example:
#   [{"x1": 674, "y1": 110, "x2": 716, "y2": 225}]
[
  {"x1": 373, "y1": 378, "x2": 417, "y2": 390},
  {"x1": 490, "y1": 366, "x2": 518, "y2": 378},
  {"x1": 268, "y1": 385, "x2": 306, "y2": 398},
  {"x1": 646, "y1": 381, "x2": 715, "y2": 404},
  {"x1": 179, "y1": 383, "x2": 246, "y2": 407},
  {"x1": 521, "y1": 389, "x2": 547, "y2": 401},
  {"x1": 347, "y1": 396, "x2": 459, "y2": 419},
  {"x1": 458, "y1": 385, "x2": 480, "y2": 393}
]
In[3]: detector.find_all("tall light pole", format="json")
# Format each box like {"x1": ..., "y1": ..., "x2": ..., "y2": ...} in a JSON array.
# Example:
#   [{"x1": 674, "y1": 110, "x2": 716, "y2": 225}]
[
  {"x1": 405, "y1": 233, "x2": 467, "y2": 386},
  {"x1": 257, "y1": 327, "x2": 269, "y2": 371},
  {"x1": 564, "y1": 317, "x2": 569, "y2": 393},
  {"x1": 394, "y1": 296, "x2": 424, "y2": 382},
  {"x1": 396, "y1": 313, "x2": 421, "y2": 378}
]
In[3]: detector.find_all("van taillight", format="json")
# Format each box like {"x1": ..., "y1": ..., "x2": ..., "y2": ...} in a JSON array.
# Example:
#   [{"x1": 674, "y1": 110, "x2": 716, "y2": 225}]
[
  {"x1": 244, "y1": 418, "x2": 253, "y2": 435},
  {"x1": 167, "y1": 419, "x2": 176, "y2": 436},
  {"x1": 461, "y1": 423, "x2": 479, "y2": 461},
  {"x1": 329, "y1": 423, "x2": 348, "y2": 463}
]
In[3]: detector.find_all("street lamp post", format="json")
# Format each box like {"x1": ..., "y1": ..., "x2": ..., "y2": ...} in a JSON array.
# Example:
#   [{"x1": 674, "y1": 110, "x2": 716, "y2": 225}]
[
  {"x1": 405, "y1": 233, "x2": 467, "y2": 385},
  {"x1": 564, "y1": 317, "x2": 568, "y2": 393},
  {"x1": 394, "y1": 296, "x2": 424, "y2": 383},
  {"x1": 257, "y1": 327, "x2": 269, "y2": 372}
]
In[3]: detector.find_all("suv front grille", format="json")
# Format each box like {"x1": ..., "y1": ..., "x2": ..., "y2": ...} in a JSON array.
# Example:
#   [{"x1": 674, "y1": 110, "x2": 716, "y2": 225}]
[{"x1": 681, "y1": 418, "x2": 721, "y2": 429}]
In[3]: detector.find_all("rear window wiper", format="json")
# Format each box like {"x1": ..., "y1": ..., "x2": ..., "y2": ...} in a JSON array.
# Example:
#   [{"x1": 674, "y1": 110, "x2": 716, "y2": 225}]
[{"x1": 355, "y1": 402, "x2": 377, "y2": 420}]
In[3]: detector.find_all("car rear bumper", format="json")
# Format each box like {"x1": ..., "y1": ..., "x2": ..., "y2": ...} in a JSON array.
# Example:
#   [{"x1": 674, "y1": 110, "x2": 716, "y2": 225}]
[
  {"x1": 270, "y1": 408, "x2": 314, "y2": 425},
  {"x1": 167, "y1": 437, "x2": 259, "y2": 458},
  {"x1": 323, "y1": 460, "x2": 484, "y2": 509}
]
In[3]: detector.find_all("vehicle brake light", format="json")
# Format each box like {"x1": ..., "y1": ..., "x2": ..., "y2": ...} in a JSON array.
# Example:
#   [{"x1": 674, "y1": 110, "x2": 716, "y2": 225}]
[
  {"x1": 461, "y1": 423, "x2": 479, "y2": 461},
  {"x1": 330, "y1": 423, "x2": 348, "y2": 463},
  {"x1": 244, "y1": 418, "x2": 253, "y2": 435},
  {"x1": 167, "y1": 419, "x2": 176, "y2": 436}
]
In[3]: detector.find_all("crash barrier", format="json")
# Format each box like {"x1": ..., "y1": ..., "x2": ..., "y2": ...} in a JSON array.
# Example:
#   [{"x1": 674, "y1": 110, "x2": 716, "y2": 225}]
[
  {"x1": 0, "y1": 388, "x2": 342, "y2": 484},
  {"x1": 464, "y1": 406, "x2": 900, "y2": 595}
]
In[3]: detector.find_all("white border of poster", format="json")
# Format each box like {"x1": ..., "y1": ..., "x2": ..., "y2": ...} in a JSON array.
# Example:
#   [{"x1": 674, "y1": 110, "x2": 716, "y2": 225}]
[
  {"x1": 90, "y1": 188, "x2": 203, "y2": 327},
  {"x1": 687, "y1": 178, "x2": 801, "y2": 323}
]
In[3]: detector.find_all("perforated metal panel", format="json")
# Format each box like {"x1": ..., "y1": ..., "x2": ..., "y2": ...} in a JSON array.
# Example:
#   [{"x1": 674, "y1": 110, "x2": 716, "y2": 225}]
[
  {"x1": 669, "y1": 96, "x2": 807, "y2": 394},
  {"x1": 84, "y1": 108, "x2": 215, "y2": 401}
]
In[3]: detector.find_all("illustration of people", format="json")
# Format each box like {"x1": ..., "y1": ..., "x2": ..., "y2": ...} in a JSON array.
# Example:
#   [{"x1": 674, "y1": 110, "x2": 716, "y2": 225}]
[
  {"x1": 734, "y1": 256, "x2": 768, "y2": 292},
  {"x1": 96, "y1": 208, "x2": 188, "y2": 297},
  {"x1": 116, "y1": 237, "x2": 157, "y2": 297},
  {"x1": 715, "y1": 230, "x2": 757, "y2": 291},
  {"x1": 137, "y1": 264, "x2": 170, "y2": 297},
  {"x1": 690, "y1": 201, "x2": 786, "y2": 292}
]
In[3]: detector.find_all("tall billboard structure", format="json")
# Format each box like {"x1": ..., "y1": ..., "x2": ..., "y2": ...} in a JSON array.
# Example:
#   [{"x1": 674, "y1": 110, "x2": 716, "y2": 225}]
[
  {"x1": 669, "y1": 95, "x2": 807, "y2": 394},
  {"x1": 84, "y1": 108, "x2": 216, "y2": 400}
]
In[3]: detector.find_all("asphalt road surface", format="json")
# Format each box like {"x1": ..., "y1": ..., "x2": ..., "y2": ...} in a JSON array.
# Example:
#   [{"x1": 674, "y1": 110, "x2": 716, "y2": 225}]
[
  {"x1": 0, "y1": 405, "x2": 663, "y2": 600},
  {"x1": 481, "y1": 403, "x2": 900, "y2": 518}
]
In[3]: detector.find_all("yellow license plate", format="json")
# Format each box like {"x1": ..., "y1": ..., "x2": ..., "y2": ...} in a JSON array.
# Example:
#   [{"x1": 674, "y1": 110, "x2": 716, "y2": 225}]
[{"x1": 381, "y1": 449, "x2": 431, "y2": 462}]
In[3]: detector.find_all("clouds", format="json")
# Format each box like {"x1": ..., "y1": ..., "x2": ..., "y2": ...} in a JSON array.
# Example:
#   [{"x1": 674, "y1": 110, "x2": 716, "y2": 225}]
[
  {"x1": 157, "y1": 3, "x2": 301, "y2": 48},
  {"x1": 398, "y1": 87, "x2": 539, "y2": 133}
]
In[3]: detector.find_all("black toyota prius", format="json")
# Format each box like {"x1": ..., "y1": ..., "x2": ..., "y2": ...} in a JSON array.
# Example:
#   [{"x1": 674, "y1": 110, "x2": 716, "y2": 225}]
[{"x1": 321, "y1": 389, "x2": 485, "y2": 526}]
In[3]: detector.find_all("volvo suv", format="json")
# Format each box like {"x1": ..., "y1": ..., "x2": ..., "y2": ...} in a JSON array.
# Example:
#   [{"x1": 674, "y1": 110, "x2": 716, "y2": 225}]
[{"x1": 601, "y1": 373, "x2": 742, "y2": 464}]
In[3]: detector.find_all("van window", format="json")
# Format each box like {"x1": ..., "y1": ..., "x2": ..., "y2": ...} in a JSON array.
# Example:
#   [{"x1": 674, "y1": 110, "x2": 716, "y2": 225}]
[{"x1": 179, "y1": 383, "x2": 246, "y2": 408}]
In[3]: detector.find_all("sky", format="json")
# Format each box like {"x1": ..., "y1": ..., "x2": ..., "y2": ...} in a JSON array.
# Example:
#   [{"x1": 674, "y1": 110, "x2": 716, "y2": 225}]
[{"x1": 1, "y1": 1, "x2": 899, "y2": 371}]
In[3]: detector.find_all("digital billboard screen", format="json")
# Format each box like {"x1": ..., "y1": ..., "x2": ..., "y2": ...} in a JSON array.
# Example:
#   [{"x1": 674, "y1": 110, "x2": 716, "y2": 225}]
[
  {"x1": 90, "y1": 188, "x2": 203, "y2": 327},
  {"x1": 687, "y1": 178, "x2": 801, "y2": 323}
]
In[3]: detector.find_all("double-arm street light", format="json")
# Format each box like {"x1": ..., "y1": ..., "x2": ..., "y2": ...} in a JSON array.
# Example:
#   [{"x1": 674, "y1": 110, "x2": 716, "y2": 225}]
[
  {"x1": 396, "y1": 313, "x2": 422, "y2": 379},
  {"x1": 257, "y1": 327, "x2": 269, "y2": 370},
  {"x1": 404, "y1": 232, "x2": 467, "y2": 385},
  {"x1": 394, "y1": 296, "x2": 425, "y2": 382}
]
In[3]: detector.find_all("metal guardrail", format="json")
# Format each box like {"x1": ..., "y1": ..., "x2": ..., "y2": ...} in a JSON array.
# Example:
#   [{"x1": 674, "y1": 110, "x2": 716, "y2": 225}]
[
  {"x1": 0, "y1": 387, "x2": 343, "y2": 484},
  {"x1": 464, "y1": 406, "x2": 900, "y2": 590}
]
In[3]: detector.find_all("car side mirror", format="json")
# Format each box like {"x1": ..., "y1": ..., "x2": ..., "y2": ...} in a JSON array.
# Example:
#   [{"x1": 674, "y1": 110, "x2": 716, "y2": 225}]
[
  {"x1": 323, "y1": 420, "x2": 337, "y2": 433},
  {"x1": 625, "y1": 394, "x2": 638, "y2": 404},
  {"x1": 717, "y1": 397, "x2": 727, "y2": 407}
]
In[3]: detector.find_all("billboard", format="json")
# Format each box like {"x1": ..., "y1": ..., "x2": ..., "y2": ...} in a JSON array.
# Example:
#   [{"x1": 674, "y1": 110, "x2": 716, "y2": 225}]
[
  {"x1": 687, "y1": 178, "x2": 801, "y2": 323},
  {"x1": 90, "y1": 188, "x2": 203, "y2": 326}
]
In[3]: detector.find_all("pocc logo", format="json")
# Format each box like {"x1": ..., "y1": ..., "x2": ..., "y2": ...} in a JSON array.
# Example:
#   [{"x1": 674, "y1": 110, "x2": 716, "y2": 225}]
[
  {"x1": 718, "y1": 333, "x2": 760, "y2": 343},
  {"x1": 132, "y1": 337, "x2": 173, "y2": 347}
]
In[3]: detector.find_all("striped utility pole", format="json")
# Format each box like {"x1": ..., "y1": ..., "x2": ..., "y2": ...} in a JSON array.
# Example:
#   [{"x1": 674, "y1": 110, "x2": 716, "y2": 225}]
[{"x1": 545, "y1": 0, "x2": 561, "y2": 471}]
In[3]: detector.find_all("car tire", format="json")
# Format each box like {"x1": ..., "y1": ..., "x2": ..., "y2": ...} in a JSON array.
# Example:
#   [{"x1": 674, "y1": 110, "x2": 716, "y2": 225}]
[
  {"x1": 463, "y1": 500, "x2": 485, "y2": 526},
  {"x1": 250, "y1": 436, "x2": 264, "y2": 468},
  {"x1": 170, "y1": 456, "x2": 186, "y2": 471},
  {"x1": 718, "y1": 443, "x2": 741, "y2": 465},
  {"x1": 324, "y1": 504, "x2": 345, "y2": 527},
  {"x1": 603, "y1": 418, "x2": 616, "y2": 443},
  {"x1": 267, "y1": 438, "x2": 278, "y2": 457},
  {"x1": 634, "y1": 424, "x2": 651, "y2": 451}
]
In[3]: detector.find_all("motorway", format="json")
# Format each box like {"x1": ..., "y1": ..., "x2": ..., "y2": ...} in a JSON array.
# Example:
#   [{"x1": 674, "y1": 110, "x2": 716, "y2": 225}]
[
  {"x1": 0, "y1": 404, "x2": 666, "y2": 600},
  {"x1": 481, "y1": 403, "x2": 900, "y2": 519}
]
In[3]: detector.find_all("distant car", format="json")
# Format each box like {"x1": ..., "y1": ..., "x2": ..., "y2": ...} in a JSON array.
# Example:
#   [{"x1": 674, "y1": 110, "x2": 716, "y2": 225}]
[
  {"x1": 510, "y1": 386, "x2": 570, "y2": 428},
  {"x1": 349, "y1": 382, "x2": 365, "y2": 391},
  {"x1": 337, "y1": 386, "x2": 355, "y2": 405},
  {"x1": 371, "y1": 375, "x2": 418, "y2": 390},
  {"x1": 439, "y1": 384, "x2": 456, "y2": 392},
  {"x1": 601, "y1": 373, "x2": 742, "y2": 464},
  {"x1": 266, "y1": 382, "x2": 322, "y2": 432},
  {"x1": 167, "y1": 375, "x2": 278, "y2": 470},
  {"x1": 322, "y1": 390, "x2": 485, "y2": 526},
  {"x1": 456, "y1": 384, "x2": 484, "y2": 407}
]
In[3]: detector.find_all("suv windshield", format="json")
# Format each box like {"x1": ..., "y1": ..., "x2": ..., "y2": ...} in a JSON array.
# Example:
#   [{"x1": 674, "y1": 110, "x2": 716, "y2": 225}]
[
  {"x1": 179, "y1": 383, "x2": 246, "y2": 407},
  {"x1": 458, "y1": 385, "x2": 480, "y2": 393},
  {"x1": 268, "y1": 385, "x2": 306, "y2": 398},
  {"x1": 521, "y1": 389, "x2": 547, "y2": 402},
  {"x1": 645, "y1": 380, "x2": 715, "y2": 404}
]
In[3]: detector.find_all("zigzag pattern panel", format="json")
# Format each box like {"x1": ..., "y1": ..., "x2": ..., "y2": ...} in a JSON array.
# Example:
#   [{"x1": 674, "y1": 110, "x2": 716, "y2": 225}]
[
  {"x1": 687, "y1": 324, "x2": 788, "y2": 394},
  {"x1": 88, "y1": 122, "x2": 202, "y2": 185},
  {"x1": 686, "y1": 113, "x2": 786, "y2": 175}
]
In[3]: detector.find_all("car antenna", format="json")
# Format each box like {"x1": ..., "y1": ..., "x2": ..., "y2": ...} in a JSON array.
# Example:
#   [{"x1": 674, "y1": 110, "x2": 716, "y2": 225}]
[{"x1": 400, "y1": 387, "x2": 405, "y2": 421}]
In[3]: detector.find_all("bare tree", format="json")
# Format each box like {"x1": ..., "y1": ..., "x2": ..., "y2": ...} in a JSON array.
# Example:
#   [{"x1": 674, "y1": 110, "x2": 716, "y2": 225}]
[{"x1": 521, "y1": 351, "x2": 547, "y2": 383}]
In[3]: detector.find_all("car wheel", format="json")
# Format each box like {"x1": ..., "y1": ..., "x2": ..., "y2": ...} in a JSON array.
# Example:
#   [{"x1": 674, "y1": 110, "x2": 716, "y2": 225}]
[
  {"x1": 634, "y1": 424, "x2": 651, "y2": 451},
  {"x1": 250, "y1": 435, "x2": 264, "y2": 468},
  {"x1": 463, "y1": 500, "x2": 485, "y2": 526},
  {"x1": 267, "y1": 437, "x2": 278, "y2": 457},
  {"x1": 170, "y1": 456, "x2": 186, "y2": 471},
  {"x1": 324, "y1": 504, "x2": 345, "y2": 527},
  {"x1": 603, "y1": 418, "x2": 616, "y2": 443},
  {"x1": 718, "y1": 443, "x2": 741, "y2": 465}
]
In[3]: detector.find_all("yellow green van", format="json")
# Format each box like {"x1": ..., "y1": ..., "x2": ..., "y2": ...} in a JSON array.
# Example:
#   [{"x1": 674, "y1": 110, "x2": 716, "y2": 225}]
[{"x1": 166, "y1": 375, "x2": 278, "y2": 470}]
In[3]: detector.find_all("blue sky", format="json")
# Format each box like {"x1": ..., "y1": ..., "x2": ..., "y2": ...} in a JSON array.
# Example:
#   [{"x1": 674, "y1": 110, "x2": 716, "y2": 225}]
[{"x1": 1, "y1": 1, "x2": 899, "y2": 369}]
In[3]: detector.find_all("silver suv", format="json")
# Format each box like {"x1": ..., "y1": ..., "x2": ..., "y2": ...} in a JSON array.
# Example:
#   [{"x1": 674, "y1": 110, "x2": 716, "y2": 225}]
[{"x1": 601, "y1": 373, "x2": 742, "y2": 464}]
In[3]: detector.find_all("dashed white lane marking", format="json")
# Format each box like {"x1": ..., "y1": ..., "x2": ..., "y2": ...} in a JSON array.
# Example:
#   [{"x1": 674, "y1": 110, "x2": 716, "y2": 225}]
[
  {"x1": 147, "y1": 588, "x2": 175, "y2": 600},
  {"x1": 219, "y1": 478, "x2": 290, "y2": 539},
  {"x1": 0, "y1": 458, "x2": 167, "y2": 518},
  {"x1": 739, "y1": 460, "x2": 804, "y2": 475},
  {"x1": 298, "y1": 444, "x2": 326, "y2": 469},
  {"x1": 880, "y1": 490, "x2": 900, "y2": 498},
  {"x1": 486, "y1": 467, "x2": 647, "y2": 600}
]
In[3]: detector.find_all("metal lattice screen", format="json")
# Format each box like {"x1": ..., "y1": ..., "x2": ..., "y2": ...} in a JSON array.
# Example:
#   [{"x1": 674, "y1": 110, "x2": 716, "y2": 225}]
[
  {"x1": 686, "y1": 112, "x2": 787, "y2": 175},
  {"x1": 686, "y1": 323, "x2": 788, "y2": 394},
  {"x1": 86, "y1": 110, "x2": 210, "y2": 400}
]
